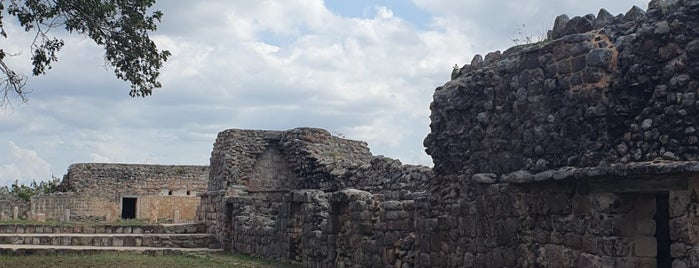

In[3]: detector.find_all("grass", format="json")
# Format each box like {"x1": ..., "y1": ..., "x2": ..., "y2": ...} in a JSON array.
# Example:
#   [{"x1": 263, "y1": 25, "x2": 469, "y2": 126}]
[{"x1": 0, "y1": 252, "x2": 298, "y2": 268}]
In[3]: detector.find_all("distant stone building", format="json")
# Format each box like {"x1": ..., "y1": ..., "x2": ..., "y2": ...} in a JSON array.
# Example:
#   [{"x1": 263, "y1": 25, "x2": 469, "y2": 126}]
[{"x1": 31, "y1": 163, "x2": 208, "y2": 222}]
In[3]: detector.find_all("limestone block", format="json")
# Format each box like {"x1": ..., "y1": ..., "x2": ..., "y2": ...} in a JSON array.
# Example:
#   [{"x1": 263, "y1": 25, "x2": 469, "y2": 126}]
[
  {"x1": 636, "y1": 220, "x2": 656, "y2": 236},
  {"x1": 633, "y1": 237, "x2": 657, "y2": 257},
  {"x1": 174, "y1": 209, "x2": 181, "y2": 224},
  {"x1": 35, "y1": 213, "x2": 46, "y2": 223},
  {"x1": 670, "y1": 190, "x2": 691, "y2": 218},
  {"x1": 672, "y1": 259, "x2": 689, "y2": 268},
  {"x1": 113, "y1": 237, "x2": 123, "y2": 247}
]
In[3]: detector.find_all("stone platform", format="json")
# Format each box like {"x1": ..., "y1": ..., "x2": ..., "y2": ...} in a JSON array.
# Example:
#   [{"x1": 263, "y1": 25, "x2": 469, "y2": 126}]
[{"x1": 0, "y1": 223, "x2": 219, "y2": 255}]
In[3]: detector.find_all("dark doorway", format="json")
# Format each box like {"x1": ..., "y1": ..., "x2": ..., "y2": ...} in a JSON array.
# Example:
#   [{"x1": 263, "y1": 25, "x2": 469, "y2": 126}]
[
  {"x1": 655, "y1": 193, "x2": 671, "y2": 268},
  {"x1": 122, "y1": 197, "x2": 137, "y2": 219}
]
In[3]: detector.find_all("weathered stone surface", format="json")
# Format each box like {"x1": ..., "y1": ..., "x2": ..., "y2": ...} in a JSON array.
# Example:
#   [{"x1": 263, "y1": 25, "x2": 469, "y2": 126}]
[
  {"x1": 594, "y1": 9, "x2": 615, "y2": 28},
  {"x1": 61, "y1": 1, "x2": 690, "y2": 267},
  {"x1": 471, "y1": 173, "x2": 497, "y2": 184},
  {"x1": 197, "y1": 128, "x2": 431, "y2": 267},
  {"x1": 426, "y1": 0, "x2": 699, "y2": 177},
  {"x1": 551, "y1": 14, "x2": 570, "y2": 39},
  {"x1": 0, "y1": 194, "x2": 29, "y2": 221},
  {"x1": 30, "y1": 164, "x2": 208, "y2": 222}
]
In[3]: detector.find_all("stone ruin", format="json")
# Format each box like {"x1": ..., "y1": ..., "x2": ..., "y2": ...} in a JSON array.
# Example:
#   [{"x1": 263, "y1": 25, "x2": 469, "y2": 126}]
[
  {"x1": 3, "y1": 0, "x2": 699, "y2": 267},
  {"x1": 195, "y1": 128, "x2": 432, "y2": 266},
  {"x1": 25, "y1": 163, "x2": 208, "y2": 223},
  {"x1": 195, "y1": 1, "x2": 699, "y2": 267}
]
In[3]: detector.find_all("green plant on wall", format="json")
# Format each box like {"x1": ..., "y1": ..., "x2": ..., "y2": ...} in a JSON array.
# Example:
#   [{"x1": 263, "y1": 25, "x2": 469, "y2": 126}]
[
  {"x1": 512, "y1": 24, "x2": 548, "y2": 46},
  {"x1": 451, "y1": 64, "x2": 460, "y2": 80}
]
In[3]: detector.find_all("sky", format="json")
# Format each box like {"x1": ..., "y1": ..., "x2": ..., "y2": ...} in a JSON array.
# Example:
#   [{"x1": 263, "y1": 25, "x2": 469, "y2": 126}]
[{"x1": 0, "y1": 0, "x2": 649, "y2": 185}]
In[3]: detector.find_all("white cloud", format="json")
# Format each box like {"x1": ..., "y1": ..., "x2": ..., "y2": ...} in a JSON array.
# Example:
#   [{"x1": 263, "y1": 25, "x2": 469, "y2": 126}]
[
  {"x1": 0, "y1": 142, "x2": 52, "y2": 185},
  {"x1": 0, "y1": 0, "x2": 653, "y2": 179},
  {"x1": 411, "y1": 0, "x2": 650, "y2": 53}
]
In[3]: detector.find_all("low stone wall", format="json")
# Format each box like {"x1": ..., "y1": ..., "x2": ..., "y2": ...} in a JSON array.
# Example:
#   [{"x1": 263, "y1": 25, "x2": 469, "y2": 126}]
[
  {"x1": 0, "y1": 223, "x2": 206, "y2": 234},
  {"x1": 31, "y1": 193, "x2": 113, "y2": 221},
  {"x1": 0, "y1": 233, "x2": 214, "y2": 248},
  {"x1": 0, "y1": 193, "x2": 30, "y2": 220},
  {"x1": 138, "y1": 196, "x2": 201, "y2": 222},
  {"x1": 196, "y1": 191, "x2": 226, "y2": 247}
]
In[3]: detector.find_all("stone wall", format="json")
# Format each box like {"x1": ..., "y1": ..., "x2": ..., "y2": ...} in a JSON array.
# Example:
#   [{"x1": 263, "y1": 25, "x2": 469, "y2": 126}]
[
  {"x1": 32, "y1": 163, "x2": 209, "y2": 222},
  {"x1": 197, "y1": 128, "x2": 433, "y2": 267},
  {"x1": 138, "y1": 196, "x2": 201, "y2": 222},
  {"x1": 425, "y1": 0, "x2": 699, "y2": 176},
  {"x1": 196, "y1": 1, "x2": 699, "y2": 267},
  {"x1": 0, "y1": 193, "x2": 30, "y2": 220},
  {"x1": 415, "y1": 0, "x2": 699, "y2": 267},
  {"x1": 60, "y1": 163, "x2": 209, "y2": 200},
  {"x1": 207, "y1": 128, "x2": 373, "y2": 192},
  {"x1": 31, "y1": 193, "x2": 112, "y2": 221},
  {"x1": 200, "y1": 127, "x2": 377, "y2": 245}
]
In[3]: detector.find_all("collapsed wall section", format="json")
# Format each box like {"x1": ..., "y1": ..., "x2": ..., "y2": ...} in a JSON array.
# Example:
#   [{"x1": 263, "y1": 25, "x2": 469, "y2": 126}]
[{"x1": 198, "y1": 127, "x2": 433, "y2": 267}]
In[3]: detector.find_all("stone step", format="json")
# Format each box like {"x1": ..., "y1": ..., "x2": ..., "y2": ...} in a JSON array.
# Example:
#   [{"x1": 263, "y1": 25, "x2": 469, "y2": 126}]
[
  {"x1": 0, "y1": 233, "x2": 215, "y2": 248},
  {"x1": 0, "y1": 223, "x2": 207, "y2": 234},
  {"x1": 0, "y1": 244, "x2": 222, "y2": 255}
]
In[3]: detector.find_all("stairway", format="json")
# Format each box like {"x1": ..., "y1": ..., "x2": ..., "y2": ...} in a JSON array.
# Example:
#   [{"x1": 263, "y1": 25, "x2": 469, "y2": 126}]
[{"x1": 0, "y1": 223, "x2": 221, "y2": 255}]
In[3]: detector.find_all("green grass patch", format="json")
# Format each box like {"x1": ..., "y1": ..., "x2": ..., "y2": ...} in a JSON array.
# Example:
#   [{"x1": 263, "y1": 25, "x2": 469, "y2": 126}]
[{"x1": 0, "y1": 252, "x2": 298, "y2": 268}]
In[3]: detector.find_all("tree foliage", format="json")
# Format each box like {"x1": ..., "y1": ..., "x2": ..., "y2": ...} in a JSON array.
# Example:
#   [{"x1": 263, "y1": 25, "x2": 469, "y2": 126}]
[
  {"x1": 0, "y1": 178, "x2": 60, "y2": 201},
  {"x1": 0, "y1": 0, "x2": 170, "y2": 108}
]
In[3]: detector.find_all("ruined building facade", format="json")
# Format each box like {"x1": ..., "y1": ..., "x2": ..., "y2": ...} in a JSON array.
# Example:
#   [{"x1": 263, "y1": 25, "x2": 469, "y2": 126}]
[
  {"x1": 197, "y1": 1, "x2": 699, "y2": 267},
  {"x1": 32, "y1": 163, "x2": 208, "y2": 222},
  {"x1": 195, "y1": 128, "x2": 432, "y2": 266}
]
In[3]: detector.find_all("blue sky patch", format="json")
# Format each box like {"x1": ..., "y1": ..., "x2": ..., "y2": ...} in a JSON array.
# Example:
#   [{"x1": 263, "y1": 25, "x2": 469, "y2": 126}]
[{"x1": 324, "y1": 0, "x2": 431, "y2": 28}]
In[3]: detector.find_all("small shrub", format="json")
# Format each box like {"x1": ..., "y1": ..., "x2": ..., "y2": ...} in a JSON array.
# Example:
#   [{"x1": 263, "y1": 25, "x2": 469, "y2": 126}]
[
  {"x1": 512, "y1": 24, "x2": 548, "y2": 45},
  {"x1": 1, "y1": 177, "x2": 61, "y2": 201}
]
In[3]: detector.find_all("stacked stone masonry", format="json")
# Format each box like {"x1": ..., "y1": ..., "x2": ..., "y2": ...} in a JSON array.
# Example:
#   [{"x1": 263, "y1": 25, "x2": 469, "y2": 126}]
[
  {"x1": 32, "y1": 163, "x2": 209, "y2": 222},
  {"x1": 196, "y1": 128, "x2": 432, "y2": 267},
  {"x1": 420, "y1": 0, "x2": 699, "y2": 267},
  {"x1": 195, "y1": 1, "x2": 699, "y2": 267},
  {"x1": 5, "y1": 1, "x2": 699, "y2": 267},
  {"x1": 0, "y1": 194, "x2": 29, "y2": 220}
]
